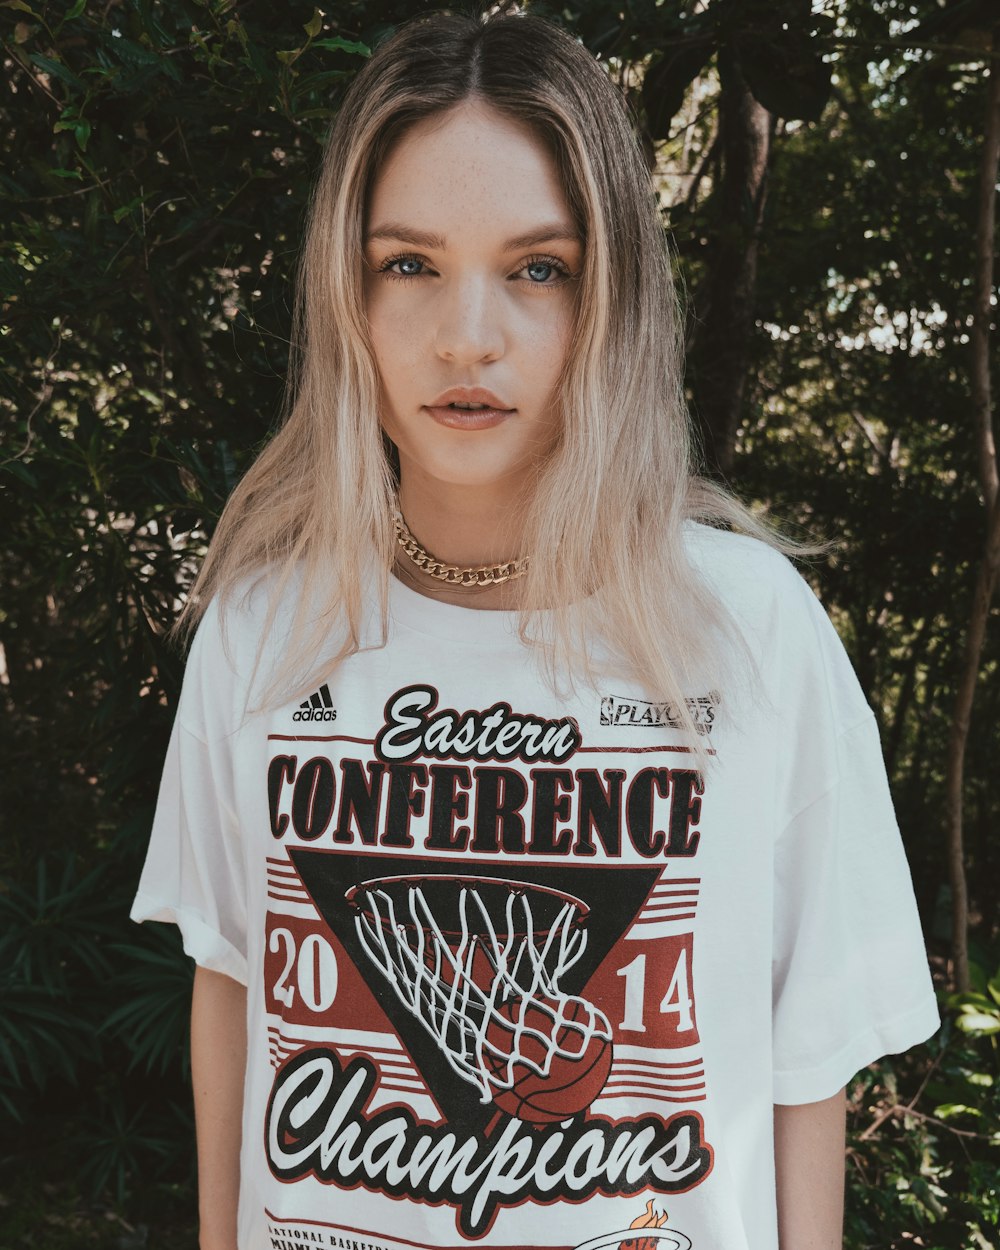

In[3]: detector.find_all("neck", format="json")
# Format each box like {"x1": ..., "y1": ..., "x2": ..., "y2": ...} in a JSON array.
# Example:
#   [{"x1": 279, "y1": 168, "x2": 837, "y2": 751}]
[
  {"x1": 394, "y1": 474, "x2": 532, "y2": 611},
  {"x1": 398, "y1": 479, "x2": 528, "y2": 566}
]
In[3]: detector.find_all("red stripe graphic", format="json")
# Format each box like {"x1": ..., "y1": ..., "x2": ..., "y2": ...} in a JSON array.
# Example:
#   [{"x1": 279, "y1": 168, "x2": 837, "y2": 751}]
[
  {"x1": 605, "y1": 1075, "x2": 706, "y2": 1094},
  {"x1": 633, "y1": 911, "x2": 696, "y2": 924},
  {"x1": 266, "y1": 889, "x2": 310, "y2": 904},
  {"x1": 266, "y1": 732, "x2": 715, "y2": 755},
  {"x1": 610, "y1": 1060, "x2": 705, "y2": 1070},
  {"x1": 265, "y1": 1028, "x2": 428, "y2": 1091},
  {"x1": 575, "y1": 743, "x2": 712, "y2": 755},
  {"x1": 268, "y1": 733, "x2": 375, "y2": 744},
  {"x1": 601, "y1": 1088, "x2": 707, "y2": 1103}
]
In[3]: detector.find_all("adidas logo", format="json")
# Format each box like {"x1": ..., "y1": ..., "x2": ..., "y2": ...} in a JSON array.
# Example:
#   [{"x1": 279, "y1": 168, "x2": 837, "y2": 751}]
[{"x1": 292, "y1": 683, "x2": 338, "y2": 722}]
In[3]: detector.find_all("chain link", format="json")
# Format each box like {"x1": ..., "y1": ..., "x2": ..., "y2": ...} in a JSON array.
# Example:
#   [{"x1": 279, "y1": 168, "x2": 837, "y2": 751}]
[{"x1": 392, "y1": 508, "x2": 529, "y2": 587}]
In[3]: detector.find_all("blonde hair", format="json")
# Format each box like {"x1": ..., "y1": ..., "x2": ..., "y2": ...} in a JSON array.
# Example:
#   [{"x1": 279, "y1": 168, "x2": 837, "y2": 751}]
[{"x1": 173, "y1": 8, "x2": 798, "y2": 739}]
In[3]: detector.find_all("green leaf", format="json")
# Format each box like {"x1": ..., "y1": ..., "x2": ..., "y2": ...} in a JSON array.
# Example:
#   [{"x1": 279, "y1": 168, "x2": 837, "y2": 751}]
[
  {"x1": 50, "y1": 166, "x2": 82, "y2": 179},
  {"x1": 113, "y1": 196, "x2": 142, "y2": 223},
  {"x1": 969, "y1": 960, "x2": 989, "y2": 995},
  {"x1": 1, "y1": 461, "x2": 38, "y2": 487},
  {"x1": 956, "y1": 1010, "x2": 1000, "y2": 1035},
  {"x1": 294, "y1": 106, "x2": 340, "y2": 121},
  {"x1": 957, "y1": 991, "x2": 995, "y2": 1011},
  {"x1": 987, "y1": 973, "x2": 1000, "y2": 1007},
  {"x1": 30, "y1": 50, "x2": 86, "y2": 91},
  {"x1": 933, "y1": 1102, "x2": 982, "y2": 1120},
  {"x1": 304, "y1": 7, "x2": 322, "y2": 38},
  {"x1": 0, "y1": 0, "x2": 38, "y2": 15},
  {"x1": 736, "y1": 32, "x2": 831, "y2": 123},
  {"x1": 640, "y1": 38, "x2": 715, "y2": 141},
  {"x1": 66, "y1": 0, "x2": 86, "y2": 17},
  {"x1": 312, "y1": 36, "x2": 370, "y2": 57},
  {"x1": 291, "y1": 69, "x2": 351, "y2": 98}
]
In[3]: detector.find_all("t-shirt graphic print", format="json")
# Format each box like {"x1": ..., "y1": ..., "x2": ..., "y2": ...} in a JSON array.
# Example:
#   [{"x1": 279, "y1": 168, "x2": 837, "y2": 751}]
[
  {"x1": 130, "y1": 528, "x2": 940, "y2": 1250},
  {"x1": 264, "y1": 681, "x2": 712, "y2": 1249}
]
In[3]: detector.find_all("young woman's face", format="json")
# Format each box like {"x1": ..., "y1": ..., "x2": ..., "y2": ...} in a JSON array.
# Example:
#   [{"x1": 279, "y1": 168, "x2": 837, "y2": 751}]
[{"x1": 363, "y1": 100, "x2": 582, "y2": 495}]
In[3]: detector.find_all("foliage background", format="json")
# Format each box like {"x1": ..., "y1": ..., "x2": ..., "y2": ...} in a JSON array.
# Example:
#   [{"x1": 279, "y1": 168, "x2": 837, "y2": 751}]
[{"x1": 1, "y1": 0, "x2": 998, "y2": 1247}]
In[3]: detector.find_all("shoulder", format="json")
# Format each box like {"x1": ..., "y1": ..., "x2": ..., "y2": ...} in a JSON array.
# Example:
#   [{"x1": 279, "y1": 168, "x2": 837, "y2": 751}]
[
  {"x1": 682, "y1": 522, "x2": 872, "y2": 730},
  {"x1": 181, "y1": 561, "x2": 381, "y2": 723},
  {"x1": 184, "y1": 571, "x2": 269, "y2": 676},
  {"x1": 191, "y1": 563, "x2": 312, "y2": 664},
  {"x1": 176, "y1": 564, "x2": 315, "y2": 728},
  {"x1": 682, "y1": 521, "x2": 816, "y2": 625}
]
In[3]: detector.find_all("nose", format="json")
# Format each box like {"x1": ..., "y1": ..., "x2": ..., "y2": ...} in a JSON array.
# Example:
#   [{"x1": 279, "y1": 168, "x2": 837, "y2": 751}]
[{"x1": 432, "y1": 274, "x2": 504, "y2": 364}]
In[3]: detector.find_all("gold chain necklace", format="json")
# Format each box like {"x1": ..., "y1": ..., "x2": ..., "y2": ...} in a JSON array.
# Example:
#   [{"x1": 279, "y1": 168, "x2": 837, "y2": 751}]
[{"x1": 392, "y1": 506, "x2": 530, "y2": 587}]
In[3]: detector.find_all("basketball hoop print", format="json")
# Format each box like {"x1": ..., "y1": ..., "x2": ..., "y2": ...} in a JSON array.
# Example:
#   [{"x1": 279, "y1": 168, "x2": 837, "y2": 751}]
[{"x1": 346, "y1": 874, "x2": 614, "y2": 1124}]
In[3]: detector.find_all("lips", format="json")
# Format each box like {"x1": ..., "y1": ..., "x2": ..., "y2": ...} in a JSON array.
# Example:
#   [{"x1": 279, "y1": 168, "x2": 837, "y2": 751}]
[
  {"x1": 426, "y1": 386, "x2": 515, "y2": 411},
  {"x1": 423, "y1": 386, "x2": 516, "y2": 432}
]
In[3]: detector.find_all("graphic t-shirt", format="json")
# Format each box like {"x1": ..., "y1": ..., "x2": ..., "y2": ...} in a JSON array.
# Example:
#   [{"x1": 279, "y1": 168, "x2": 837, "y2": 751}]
[{"x1": 130, "y1": 526, "x2": 939, "y2": 1250}]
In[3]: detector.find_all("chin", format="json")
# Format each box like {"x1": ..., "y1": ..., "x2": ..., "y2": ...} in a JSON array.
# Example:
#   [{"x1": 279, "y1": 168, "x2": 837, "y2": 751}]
[
  {"x1": 418, "y1": 459, "x2": 531, "y2": 491},
  {"x1": 393, "y1": 440, "x2": 537, "y2": 493}
]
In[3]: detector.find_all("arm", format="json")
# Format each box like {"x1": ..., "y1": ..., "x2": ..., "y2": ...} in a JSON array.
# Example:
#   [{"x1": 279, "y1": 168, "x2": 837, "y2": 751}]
[
  {"x1": 191, "y1": 965, "x2": 248, "y2": 1250},
  {"x1": 773, "y1": 1086, "x2": 846, "y2": 1250}
]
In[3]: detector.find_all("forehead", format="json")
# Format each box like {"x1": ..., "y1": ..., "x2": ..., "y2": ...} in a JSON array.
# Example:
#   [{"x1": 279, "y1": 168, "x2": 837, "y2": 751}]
[{"x1": 366, "y1": 100, "x2": 574, "y2": 241}]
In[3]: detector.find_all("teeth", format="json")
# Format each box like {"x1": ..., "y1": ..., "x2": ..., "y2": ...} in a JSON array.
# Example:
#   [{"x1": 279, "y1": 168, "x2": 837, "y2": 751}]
[{"x1": 449, "y1": 402, "x2": 489, "y2": 409}]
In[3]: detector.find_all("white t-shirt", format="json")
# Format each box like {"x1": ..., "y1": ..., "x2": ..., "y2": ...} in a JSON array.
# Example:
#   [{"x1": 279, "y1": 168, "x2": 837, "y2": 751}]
[{"x1": 131, "y1": 526, "x2": 939, "y2": 1250}]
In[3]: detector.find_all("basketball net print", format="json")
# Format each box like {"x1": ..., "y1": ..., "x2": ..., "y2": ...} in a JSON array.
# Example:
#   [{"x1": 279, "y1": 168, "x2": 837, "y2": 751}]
[
  {"x1": 263, "y1": 683, "x2": 713, "y2": 1245},
  {"x1": 347, "y1": 873, "x2": 614, "y2": 1125}
]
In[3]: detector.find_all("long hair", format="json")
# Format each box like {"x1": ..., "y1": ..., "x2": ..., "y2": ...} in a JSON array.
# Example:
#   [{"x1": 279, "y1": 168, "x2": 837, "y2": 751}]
[{"x1": 172, "y1": 7, "x2": 796, "y2": 740}]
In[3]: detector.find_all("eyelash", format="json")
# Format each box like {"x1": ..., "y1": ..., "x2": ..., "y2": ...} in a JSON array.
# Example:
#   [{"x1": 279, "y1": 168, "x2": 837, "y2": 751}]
[{"x1": 376, "y1": 252, "x2": 574, "y2": 286}]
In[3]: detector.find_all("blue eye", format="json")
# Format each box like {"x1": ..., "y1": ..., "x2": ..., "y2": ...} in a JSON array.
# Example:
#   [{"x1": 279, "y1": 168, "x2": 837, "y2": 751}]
[
  {"x1": 380, "y1": 255, "x2": 425, "y2": 278},
  {"x1": 526, "y1": 261, "x2": 555, "y2": 282},
  {"x1": 387, "y1": 253, "x2": 422, "y2": 276},
  {"x1": 519, "y1": 255, "x2": 572, "y2": 286}
]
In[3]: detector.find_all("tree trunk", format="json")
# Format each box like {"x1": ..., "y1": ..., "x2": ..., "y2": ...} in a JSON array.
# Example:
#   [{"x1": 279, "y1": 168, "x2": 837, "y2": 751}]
[
  {"x1": 944, "y1": 32, "x2": 1000, "y2": 992},
  {"x1": 689, "y1": 45, "x2": 773, "y2": 478}
]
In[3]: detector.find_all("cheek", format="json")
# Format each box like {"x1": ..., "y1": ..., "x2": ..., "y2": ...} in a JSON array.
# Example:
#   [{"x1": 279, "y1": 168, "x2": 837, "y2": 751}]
[
  {"x1": 367, "y1": 299, "x2": 421, "y2": 392},
  {"x1": 521, "y1": 300, "x2": 573, "y2": 382}
]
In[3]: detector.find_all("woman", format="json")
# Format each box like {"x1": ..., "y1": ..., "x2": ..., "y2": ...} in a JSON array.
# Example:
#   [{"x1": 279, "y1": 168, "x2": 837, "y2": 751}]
[{"x1": 131, "y1": 10, "x2": 939, "y2": 1250}]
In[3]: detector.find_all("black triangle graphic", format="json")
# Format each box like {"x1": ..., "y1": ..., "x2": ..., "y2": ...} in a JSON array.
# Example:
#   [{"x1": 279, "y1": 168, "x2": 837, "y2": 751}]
[{"x1": 288, "y1": 849, "x2": 661, "y2": 1134}]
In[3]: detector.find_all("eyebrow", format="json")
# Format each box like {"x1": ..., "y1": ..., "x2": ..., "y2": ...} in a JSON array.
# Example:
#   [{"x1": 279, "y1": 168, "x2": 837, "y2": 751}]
[{"x1": 364, "y1": 222, "x2": 582, "y2": 251}]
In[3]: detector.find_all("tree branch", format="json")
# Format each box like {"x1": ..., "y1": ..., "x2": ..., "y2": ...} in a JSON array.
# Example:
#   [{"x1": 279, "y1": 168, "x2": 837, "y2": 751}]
[{"x1": 944, "y1": 24, "x2": 1000, "y2": 992}]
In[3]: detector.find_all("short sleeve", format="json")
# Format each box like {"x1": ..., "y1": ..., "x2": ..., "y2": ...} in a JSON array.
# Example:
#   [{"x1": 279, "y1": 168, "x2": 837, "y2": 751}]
[
  {"x1": 770, "y1": 585, "x2": 940, "y2": 1103},
  {"x1": 129, "y1": 599, "x2": 249, "y2": 985}
]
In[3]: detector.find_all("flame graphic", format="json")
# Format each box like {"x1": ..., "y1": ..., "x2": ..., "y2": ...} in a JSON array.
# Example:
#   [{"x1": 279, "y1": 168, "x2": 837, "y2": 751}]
[{"x1": 618, "y1": 1199, "x2": 669, "y2": 1250}]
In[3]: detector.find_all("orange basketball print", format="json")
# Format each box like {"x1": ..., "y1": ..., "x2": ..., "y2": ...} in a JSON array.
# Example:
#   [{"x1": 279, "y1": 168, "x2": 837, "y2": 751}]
[{"x1": 483, "y1": 995, "x2": 613, "y2": 1125}]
